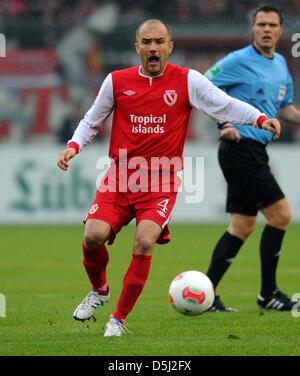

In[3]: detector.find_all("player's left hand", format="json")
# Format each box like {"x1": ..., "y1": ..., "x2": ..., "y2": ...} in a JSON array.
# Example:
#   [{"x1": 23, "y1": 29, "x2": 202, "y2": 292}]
[
  {"x1": 261, "y1": 118, "x2": 281, "y2": 140},
  {"x1": 220, "y1": 125, "x2": 241, "y2": 142}
]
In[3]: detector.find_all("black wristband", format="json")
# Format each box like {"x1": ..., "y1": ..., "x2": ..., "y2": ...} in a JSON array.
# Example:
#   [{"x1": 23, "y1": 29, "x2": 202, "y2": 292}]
[{"x1": 217, "y1": 121, "x2": 230, "y2": 130}]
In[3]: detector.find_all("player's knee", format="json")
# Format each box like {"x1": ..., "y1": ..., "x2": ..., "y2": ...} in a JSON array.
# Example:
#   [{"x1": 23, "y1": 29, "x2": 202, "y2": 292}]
[
  {"x1": 269, "y1": 207, "x2": 291, "y2": 228},
  {"x1": 134, "y1": 238, "x2": 153, "y2": 255},
  {"x1": 84, "y1": 233, "x2": 105, "y2": 250},
  {"x1": 280, "y1": 207, "x2": 291, "y2": 226},
  {"x1": 230, "y1": 219, "x2": 256, "y2": 240}
]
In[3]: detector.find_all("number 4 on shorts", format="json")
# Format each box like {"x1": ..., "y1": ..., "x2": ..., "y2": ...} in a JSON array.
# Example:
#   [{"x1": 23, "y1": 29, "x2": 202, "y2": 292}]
[{"x1": 157, "y1": 199, "x2": 169, "y2": 215}]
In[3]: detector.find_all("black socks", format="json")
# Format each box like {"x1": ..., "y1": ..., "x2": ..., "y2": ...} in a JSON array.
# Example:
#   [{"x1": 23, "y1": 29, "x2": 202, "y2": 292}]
[
  {"x1": 260, "y1": 225, "x2": 285, "y2": 298},
  {"x1": 207, "y1": 231, "x2": 244, "y2": 288}
]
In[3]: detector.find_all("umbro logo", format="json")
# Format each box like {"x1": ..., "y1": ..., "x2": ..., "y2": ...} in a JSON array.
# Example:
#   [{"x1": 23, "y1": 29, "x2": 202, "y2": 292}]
[
  {"x1": 89, "y1": 204, "x2": 99, "y2": 215},
  {"x1": 123, "y1": 90, "x2": 136, "y2": 96}
]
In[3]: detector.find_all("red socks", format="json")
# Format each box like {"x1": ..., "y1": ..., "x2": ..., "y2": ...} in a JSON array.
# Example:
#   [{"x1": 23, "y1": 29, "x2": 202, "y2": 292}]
[
  {"x1": 82, "y1": 242, "x2": 109, "y2": 293},
  {"x1": 112, "y1": 254, "x2": 152, "y2": 322},
  {"x1": 82, "y1": 244, "x2": 152, "y2": 321}
]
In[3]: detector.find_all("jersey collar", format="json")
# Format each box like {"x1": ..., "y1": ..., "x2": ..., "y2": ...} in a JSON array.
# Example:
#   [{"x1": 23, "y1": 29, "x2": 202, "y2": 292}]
[
  {"x1": 138, "y1": 63, "x2": 169, "y2": 78},
  {"x1": 138, "y1": 64, "x2": 169, "y2": 86},
  {"x1": 251, "y1": 44, "x2": 274, "y2": 60}
]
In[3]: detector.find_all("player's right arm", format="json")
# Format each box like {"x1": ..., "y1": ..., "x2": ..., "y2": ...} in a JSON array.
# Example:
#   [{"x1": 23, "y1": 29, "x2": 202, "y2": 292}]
[
  {"x1": 57, "y1": 147, "x2": 77, "y2": 171},
  {"x1": 57, "y1": 74, "x2": 115, "y2": 171}
]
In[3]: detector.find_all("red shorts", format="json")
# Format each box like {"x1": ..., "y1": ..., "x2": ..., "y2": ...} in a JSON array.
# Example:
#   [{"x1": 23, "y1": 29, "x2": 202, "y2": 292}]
[{"x1": 85, "y1": 168, "x2": 181, "y2": 245}]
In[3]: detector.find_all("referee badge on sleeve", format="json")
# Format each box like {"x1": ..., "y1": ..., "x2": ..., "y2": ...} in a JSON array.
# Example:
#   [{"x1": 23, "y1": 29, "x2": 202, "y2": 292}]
[{"x1": 205, "y1": 64, "x2": 221, "y2": 80}]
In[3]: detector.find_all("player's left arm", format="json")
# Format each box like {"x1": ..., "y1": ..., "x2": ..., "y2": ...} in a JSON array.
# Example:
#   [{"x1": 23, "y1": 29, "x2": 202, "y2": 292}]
[
  {"x1": 278, "y1": 104, "x2": 300, "y2": 124},
  {"x1": 188, "y1": 69, "x2": 281, "y2": 139},
  {"x1": 276, "y1": 71, "x2": 299, "y2": 124}
]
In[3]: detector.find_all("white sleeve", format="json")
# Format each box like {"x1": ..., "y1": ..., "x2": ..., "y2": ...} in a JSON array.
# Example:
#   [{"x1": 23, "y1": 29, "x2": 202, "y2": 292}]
[
  {"x1": 188, "y1": 69, "x2": 262, "y2": 125},
  {"x1": 69, "y1": 73, "x2": 115, "y2": 150}
]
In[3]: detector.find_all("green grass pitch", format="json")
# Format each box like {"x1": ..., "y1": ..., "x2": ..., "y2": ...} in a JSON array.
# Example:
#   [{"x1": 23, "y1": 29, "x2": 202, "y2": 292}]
[{"x1": 0, "y1": 224, "x2": 299, "y2": 356}]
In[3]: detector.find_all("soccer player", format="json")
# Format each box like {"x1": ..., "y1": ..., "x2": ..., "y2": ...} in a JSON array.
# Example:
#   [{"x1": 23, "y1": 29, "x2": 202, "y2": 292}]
[
  {"x1": 57, "y1": 19, "x2": 280, "y2": 336},
  {"x1": 205, "y1": 5, "x2": 300, "y2": 312}
]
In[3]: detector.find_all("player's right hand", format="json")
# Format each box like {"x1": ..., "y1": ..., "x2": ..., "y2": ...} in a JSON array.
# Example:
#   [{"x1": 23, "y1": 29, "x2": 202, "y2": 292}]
[{"x1": 57, "y1": 148, "x2": 77, "y2": 171}]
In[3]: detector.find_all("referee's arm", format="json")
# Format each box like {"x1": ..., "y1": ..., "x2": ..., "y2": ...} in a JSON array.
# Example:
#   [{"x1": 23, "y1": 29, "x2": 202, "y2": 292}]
[{"x1": 278, "y1": 104, "x2": 300, "y2": 124}]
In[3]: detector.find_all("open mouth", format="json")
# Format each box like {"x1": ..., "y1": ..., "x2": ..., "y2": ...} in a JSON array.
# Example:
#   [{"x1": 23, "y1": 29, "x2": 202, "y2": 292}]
[
  {"x1": 148, "y1": 55, "x2": 160, "y2": 66},
  {"x1": 262, "y1": 36, "x2": 272, "y2": 42}
]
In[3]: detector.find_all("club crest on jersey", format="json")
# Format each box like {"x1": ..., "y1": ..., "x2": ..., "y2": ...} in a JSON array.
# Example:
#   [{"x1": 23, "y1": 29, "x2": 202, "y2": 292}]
[{"x1": 163, "y1": 90, "x2": 177, "y2": 106}]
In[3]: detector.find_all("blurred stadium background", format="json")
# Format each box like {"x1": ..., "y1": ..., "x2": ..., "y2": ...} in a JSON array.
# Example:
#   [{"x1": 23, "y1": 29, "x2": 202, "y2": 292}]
[{"x1": 0, "y1": 0, "x2": 300, "y2": 224}]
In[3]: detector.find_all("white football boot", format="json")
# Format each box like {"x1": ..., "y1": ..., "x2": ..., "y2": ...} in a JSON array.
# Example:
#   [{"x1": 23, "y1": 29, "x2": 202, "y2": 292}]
[
  {"x1": 73, "y1": 290, "x2": 110, "y2": 321},
  {"x1": 103, "y1": 316, "x2": 132, "y2": 337}
]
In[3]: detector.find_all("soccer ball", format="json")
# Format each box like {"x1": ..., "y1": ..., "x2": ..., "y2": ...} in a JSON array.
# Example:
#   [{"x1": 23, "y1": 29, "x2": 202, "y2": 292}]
[{"x1": 169, "y1": 271, "x2": 214, "y2": 316}]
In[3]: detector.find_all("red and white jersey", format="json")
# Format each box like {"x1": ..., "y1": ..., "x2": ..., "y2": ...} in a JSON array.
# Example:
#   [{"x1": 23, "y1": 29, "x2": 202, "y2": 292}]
[
  {"x1": 70, "y1": 63, "x2": 262, "y2": 167},
  {"x1": 109, "y1": 64, "x2": 191, "y2": 164}
]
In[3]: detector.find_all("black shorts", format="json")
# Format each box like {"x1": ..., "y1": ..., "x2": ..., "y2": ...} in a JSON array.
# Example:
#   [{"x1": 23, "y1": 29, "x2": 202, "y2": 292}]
[{"x1": 218, "y1": 138, "x2": 285, "y2": 216}]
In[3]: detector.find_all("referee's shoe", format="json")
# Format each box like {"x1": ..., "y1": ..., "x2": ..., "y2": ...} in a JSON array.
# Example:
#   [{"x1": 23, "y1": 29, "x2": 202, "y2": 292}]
[
  {"x1": 209, "y1": 295, "x2": 238, "y2": 312},
  {"x1": 257, "y1": 289, "x2": 297, "y2": 311}
]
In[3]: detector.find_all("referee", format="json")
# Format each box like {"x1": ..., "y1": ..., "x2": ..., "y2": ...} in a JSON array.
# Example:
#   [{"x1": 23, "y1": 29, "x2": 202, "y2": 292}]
[{"x1": 205, "y1": 5, "x2": 300, "y2": 311}]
